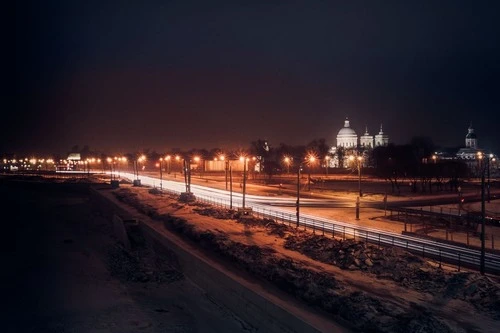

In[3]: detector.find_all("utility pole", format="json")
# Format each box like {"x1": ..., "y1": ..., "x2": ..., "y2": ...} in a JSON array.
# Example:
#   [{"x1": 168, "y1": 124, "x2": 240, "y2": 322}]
[
  {"x1": 159, "y1": 159, "x2": 163, "y2": 190},
  {"x1": 230, "y1": 165, "x2": 233, "y2": 209},
  {"x1": 242, "y1": 158, "x2": 247, "y2": 209},
  {"x1": 487, "y1": 156, "x2": 491, "y2": 203},
  {"x1": 225, "y1": 159, "x2": 229, "y2": 190},
  {"x1": 296, "y1": 165, "x2": 300, "y2": 228},
  {"x1": 480, "y1": 169, "x2": 486, "y2": 275}
]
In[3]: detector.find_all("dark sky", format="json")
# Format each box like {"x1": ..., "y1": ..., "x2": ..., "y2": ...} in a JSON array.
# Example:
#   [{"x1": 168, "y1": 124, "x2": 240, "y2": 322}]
[{"x1": 12, "y1": 0, "x2": 500, "y2": 156}]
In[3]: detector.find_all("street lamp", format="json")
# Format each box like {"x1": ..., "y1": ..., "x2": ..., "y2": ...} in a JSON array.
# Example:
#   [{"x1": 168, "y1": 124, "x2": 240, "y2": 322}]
[
  {"x1": 133, "y1": 155, "x2": 146, "y2": 186},
  {"x1": 477, "y1": 151, "x2": 494, "y2": 275},
  {"x1": 307, "y1": 156, "x2": 316, "y2": 191},
  {"x1": 349, "y1": 155, "x2": 363, "y2": 197},
  {"x1": 158, "y1": 158, "x2": 164, "y2": 189},
  {"x1": 325, "y1": 155, "x2": 330, "y2": 176},
  {"x1": 218, "y1": 154, "x2": 230, "y2": 190},
  {"x1": 106, "y1": 157, "x2": 114, "y2": 180},
  {"x1": 165, "y1": 155, "x2": 171, "y2": 174},
  {"x1": 193, "y1": 156, "x2": 201, "y2": 178},
  {"x1": 487, "y1": 154, "x2": 495, "y2": 203},
  {"x1": 175, "y1": 155, "x2": 182, "y2": 176},
  {"x1": 296, "y1": 155, "x2": 316, "y2": 228},
  {"x1": 240, "y1": 156, "x2": 249, "y2": 210},
  {"x1": 283, "y1": 156, "x2": 291, "y2": 174}
]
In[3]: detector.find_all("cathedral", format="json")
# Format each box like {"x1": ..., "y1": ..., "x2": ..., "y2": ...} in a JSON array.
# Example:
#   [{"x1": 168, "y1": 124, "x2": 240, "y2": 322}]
[
  {"x1": 328, "y1": 117, "x2": 389, "y2": 168},
  {"x1": 335, "y1": 117, "x2": 389, "y2": 148}
]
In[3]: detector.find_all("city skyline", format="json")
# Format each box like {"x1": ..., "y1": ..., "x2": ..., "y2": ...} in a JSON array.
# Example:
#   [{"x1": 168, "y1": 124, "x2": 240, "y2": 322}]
[{"x1": 12, "y1": 1, "x2": 500, "y2": 156}]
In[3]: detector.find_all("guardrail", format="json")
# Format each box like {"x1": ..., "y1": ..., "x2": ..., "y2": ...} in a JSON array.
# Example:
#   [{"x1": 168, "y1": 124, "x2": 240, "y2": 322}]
[{"x1": 158, "y1": 187, "x2": 500, "y2": 275}]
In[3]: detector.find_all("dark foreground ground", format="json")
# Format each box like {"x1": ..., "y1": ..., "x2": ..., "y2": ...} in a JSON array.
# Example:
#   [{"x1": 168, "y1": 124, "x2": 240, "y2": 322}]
[{"x1": 0, "y1": 179, "x2": 250, "y2": 333}]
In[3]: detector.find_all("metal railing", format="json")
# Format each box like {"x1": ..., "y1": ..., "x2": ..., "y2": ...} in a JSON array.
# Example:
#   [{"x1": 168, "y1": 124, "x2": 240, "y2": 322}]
[{"x1": 158, "y1": 187, "x2": 500, "y2": 275}]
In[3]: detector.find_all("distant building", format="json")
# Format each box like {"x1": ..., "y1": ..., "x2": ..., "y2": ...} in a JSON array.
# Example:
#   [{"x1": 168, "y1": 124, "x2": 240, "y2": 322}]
[
  {"x1": 456, "y1": 123, "x2": 482, "y2": 161},
  {"x1": 335, "y1": 117, "x2": 389, "y2": 149},
  {"x1": 336, "y1": 118, "x2": 359, "y2": 148},
  {"x1": 374, "y1": 124, "x2": 389, "y2": 147},
  {"x1": 330, "y1": 117, "x2": 389, "y2": 167},
  {"x1": 432, "y1": 122, "x2": 498, "y2": 176},
  {"x1": 360, "y1": 126, "x2": 374, "y2": 148}
]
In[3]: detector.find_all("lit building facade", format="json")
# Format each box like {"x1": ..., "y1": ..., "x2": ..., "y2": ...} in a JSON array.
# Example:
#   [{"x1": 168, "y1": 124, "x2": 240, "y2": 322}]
[
  {"x1": 329, "y1": 117, "x2": 389, "y2": 167},
  {"x1": 335, "y1": 117, "x2": 389, "y2": 149}
]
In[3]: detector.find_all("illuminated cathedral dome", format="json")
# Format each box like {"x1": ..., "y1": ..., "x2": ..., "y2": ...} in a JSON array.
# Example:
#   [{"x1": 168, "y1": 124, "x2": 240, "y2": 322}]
[{"x1": 336, "y1": 117, "x2": 358, "y2": 148}]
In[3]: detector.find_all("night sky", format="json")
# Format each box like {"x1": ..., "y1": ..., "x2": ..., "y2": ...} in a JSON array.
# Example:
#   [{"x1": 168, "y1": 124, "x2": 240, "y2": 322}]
[{"x1": 12, "y1": 1, "x2": 500, "y2": 156}]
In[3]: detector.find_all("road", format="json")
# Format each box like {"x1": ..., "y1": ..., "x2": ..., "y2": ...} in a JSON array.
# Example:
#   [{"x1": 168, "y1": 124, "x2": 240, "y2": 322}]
[{"x1": 118, "y1": 171, "x2": 500, "y2": 274}]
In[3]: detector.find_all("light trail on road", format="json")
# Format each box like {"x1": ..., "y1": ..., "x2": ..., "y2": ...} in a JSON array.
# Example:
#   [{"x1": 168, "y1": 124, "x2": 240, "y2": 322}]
[{"x1": 117, "y1": 172, "x2": 500, "y2": 274}]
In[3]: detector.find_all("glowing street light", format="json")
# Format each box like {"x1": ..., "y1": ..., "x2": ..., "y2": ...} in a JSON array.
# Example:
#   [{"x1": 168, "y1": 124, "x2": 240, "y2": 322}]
[
  {"x1": 175, "y1": 155, "x2": 182, "y2": 176},
  {"x1": 158, "y1": 157, "x2": 164, "y2": 189},
  {"x1": 296, "y1": 155, "x2": 316, "y2": 228},
  {"x1": 476, "y1": 151, "x2": 495, "y2": 275},
  {"x1": 325, "y1": 155, "x2": 330, "y2": 176},
  {"x1": 106, "y1": 157, "x2": 115, "y2": 181},
  {"x1": 240, "y1": 156, "x2": 250, "y2": 210},
  {"x1": 165, "y1": 155, "x2": 171, "y2": 174},
  {"x1": 133, "y1": 155, "x2": 146, "y2": 186},
  {"x1": 349, "y1": 155, "x2": 364, "y2": 197},
  {"x1": 283, "y1": 156, "x2": 291, "y2": 174},
  {"x1": 306, "y1": 155, "x2": 316, "y2": 191}
]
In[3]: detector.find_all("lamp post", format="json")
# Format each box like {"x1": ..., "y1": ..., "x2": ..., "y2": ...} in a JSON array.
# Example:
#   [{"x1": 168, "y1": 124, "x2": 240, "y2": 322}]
[
  {"x1": 133, "y1": 155, "x2": 146, "y2": 186},
  {"x1": 219, "y1": 155, "x2": 229, "y2": 190},
  {"x1": 183, "y1": 158, "x2": 191, "y2": 193},
  {"x1": 487, "y1": 154, "x2": 495, "y2": 203},
  {"x1": 480, "y1": 164, "x2": 486, "y2": 275},
  {"x1": 349, "y1": 154, "x2": 363, "y2": 220},
  {"x1": 193, "y1": 156, "x2": 201, "y2": 178},
  {"x1": 229, "y1": 164, "x2": 233, "y2": 209},
  {"x1": 477, "y1": 151, "x2": 494, "y2": 275},
  {"x1": 158, "y1": 158, "x2": 164, "y2": 189},
  {"x1": 240, "y1": 156, "x2": 249, "y2": 210},
  {"x1": 349, "y1": 155, "x2": 363, "y2": 197},
  {"x1": 107, "y1": 157, "x2": 113, "y2": 180},
  {"x1": 296, "y1": 155, "x2": 315, "y2": 228},
  {"x1": 165, "y1": 155, "x2": 171, "y2": 174},
  {"x1": 119, "y1": 156, "x2": 127, "y2": 178},
  {"x1": 284, "y1": 156, "x2": 291, "y2": 174},
  {"x1": 175, "y1": 155, "x2": 181, "y2": 176},
  {"x1": 307, "y1": 156, "x2": 316, "y2": 191}
]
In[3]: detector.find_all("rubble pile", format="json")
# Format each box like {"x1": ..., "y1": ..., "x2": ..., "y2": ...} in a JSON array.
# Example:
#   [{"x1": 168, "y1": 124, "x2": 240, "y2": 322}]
[
  {"x1": 444, "y1": 273, "x2": 500, "y2": 319},
  {"x1": 192, "y1": 206, "x2": 237, "y2": 220},
  {"x1": 114, "y1": 188, "x2": 160, "y2": 218},
  {"x1": 284, "y1": 233, "x2": 441, "y2": 286}
]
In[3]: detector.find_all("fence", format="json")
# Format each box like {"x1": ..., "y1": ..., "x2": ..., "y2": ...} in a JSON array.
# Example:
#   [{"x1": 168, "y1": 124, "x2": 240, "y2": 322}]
[{"x1": 159, "y1": 187, "x2": 500, "y2": 275}]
